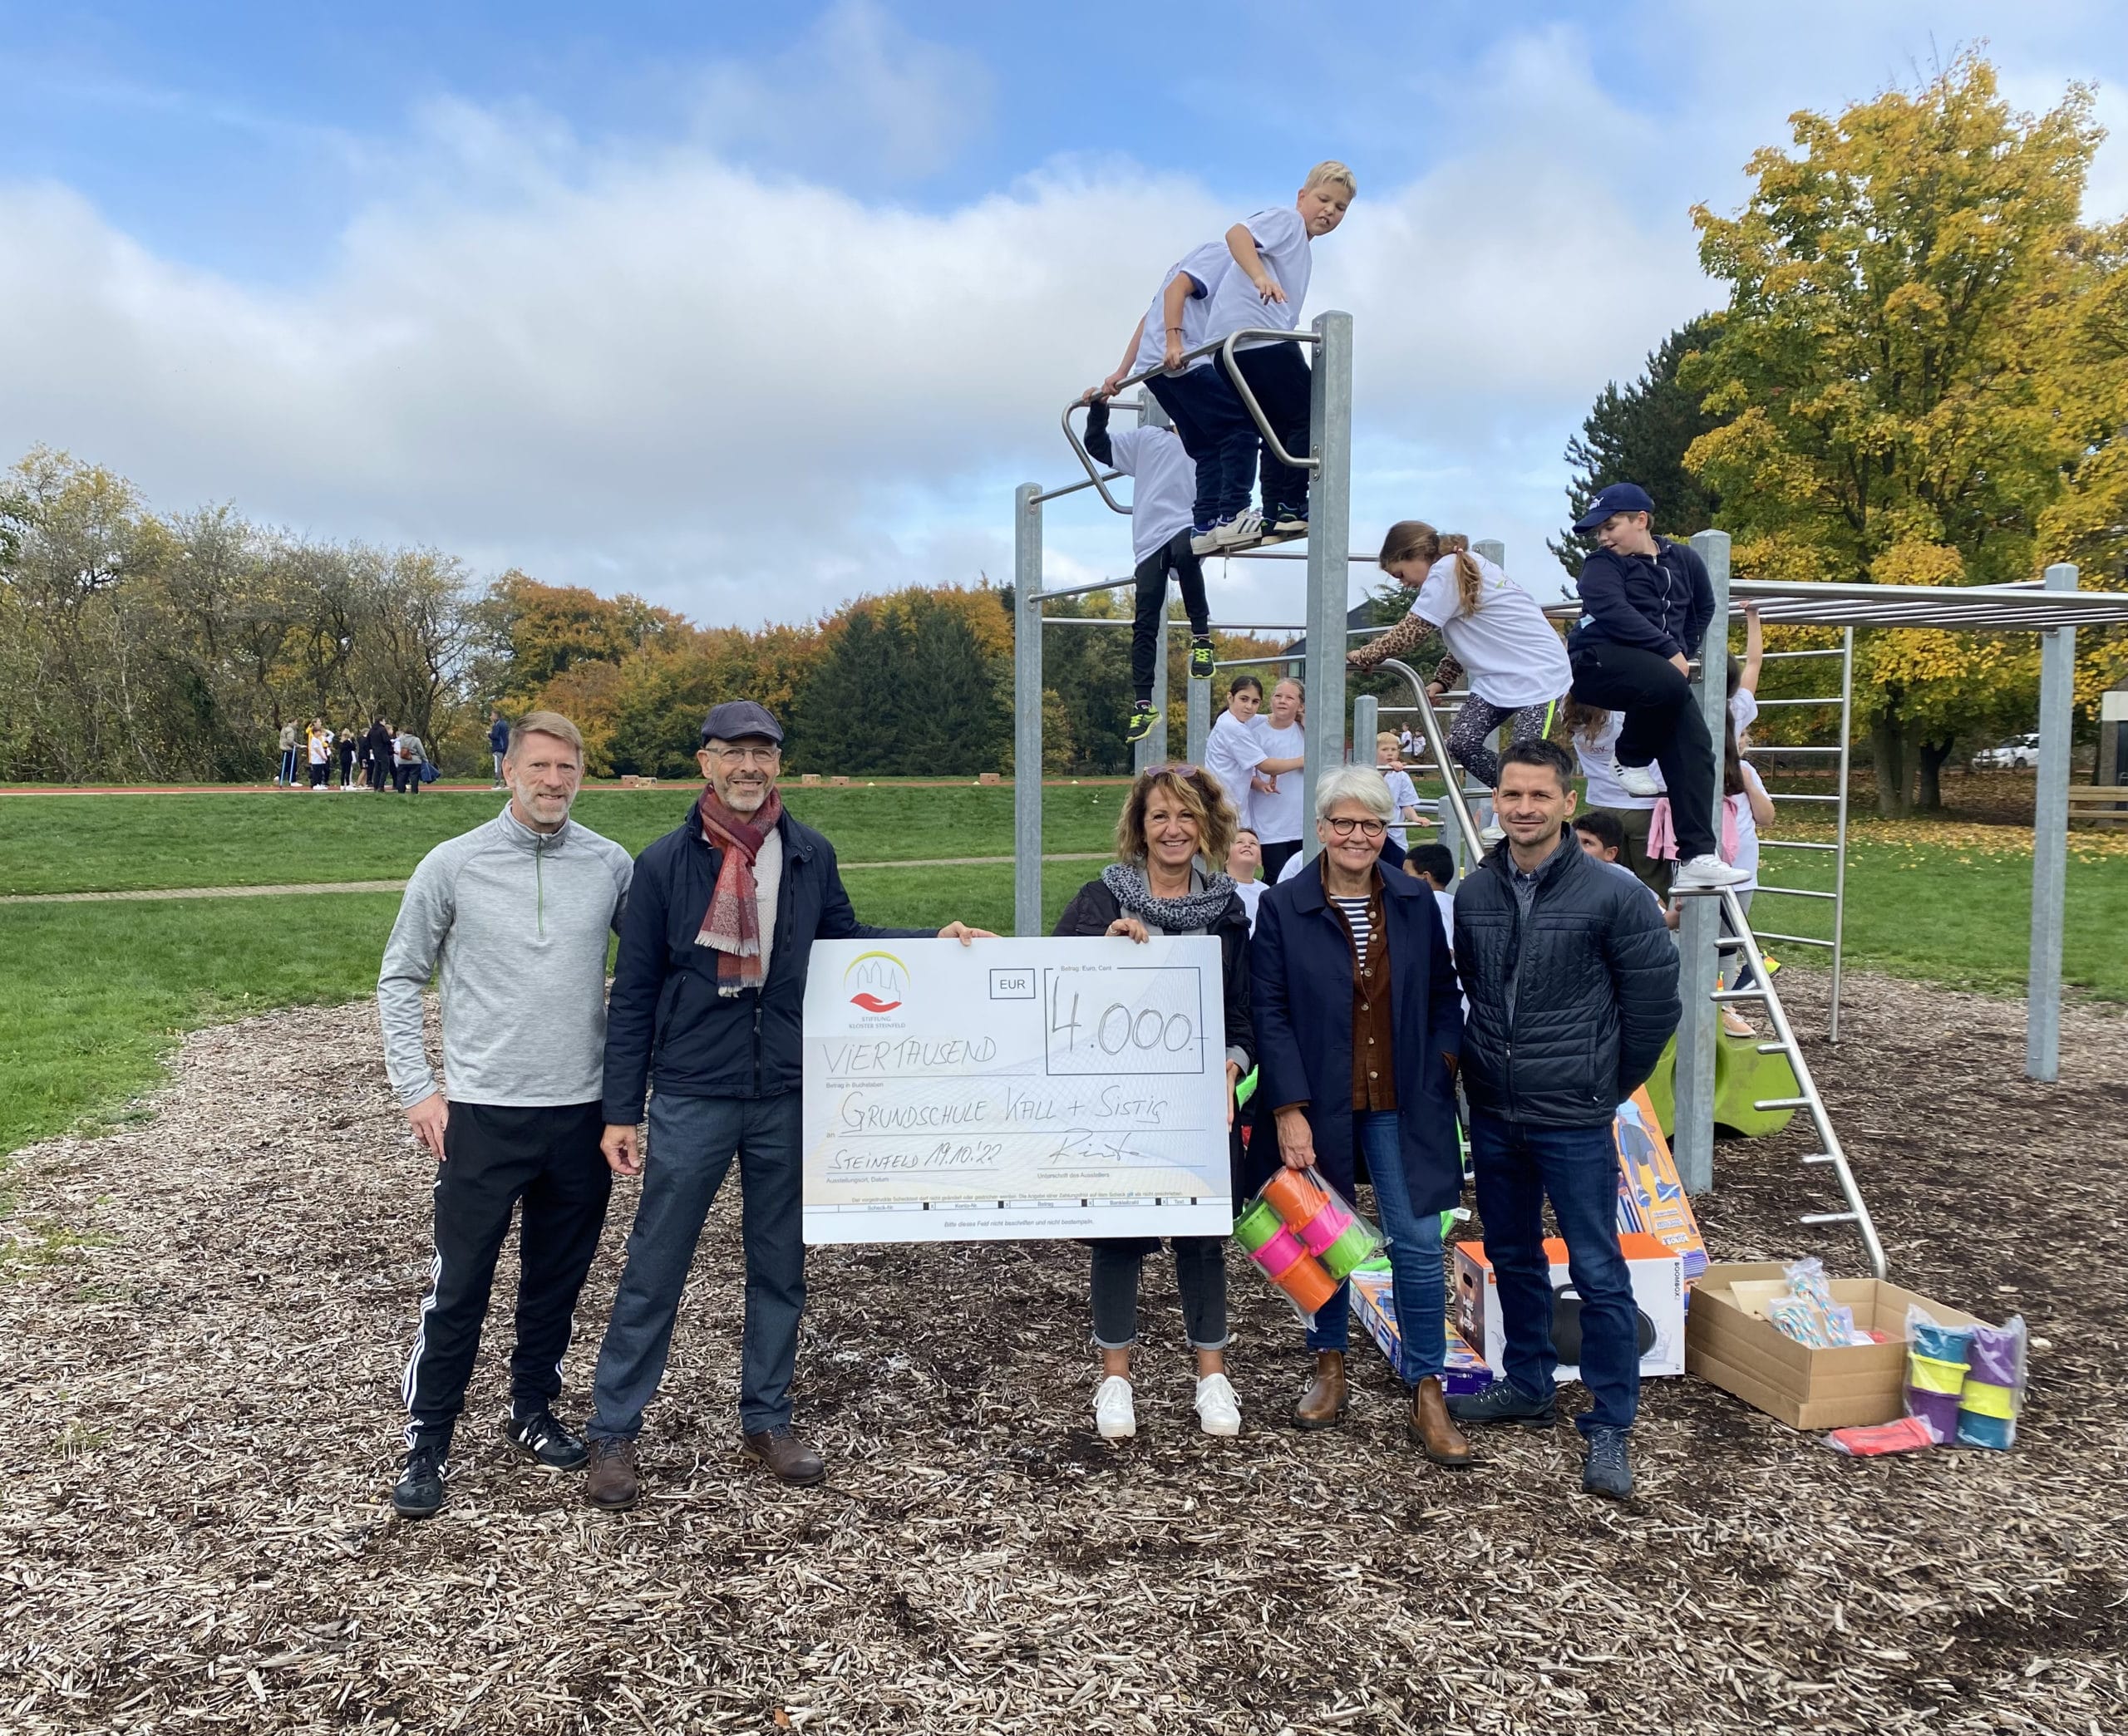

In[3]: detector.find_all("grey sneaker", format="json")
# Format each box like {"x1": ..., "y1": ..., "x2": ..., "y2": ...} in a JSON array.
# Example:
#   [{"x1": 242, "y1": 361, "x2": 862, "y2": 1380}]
[{"x1": 1582, "y1": 1424, "x2": 1633, "y2": 1500}]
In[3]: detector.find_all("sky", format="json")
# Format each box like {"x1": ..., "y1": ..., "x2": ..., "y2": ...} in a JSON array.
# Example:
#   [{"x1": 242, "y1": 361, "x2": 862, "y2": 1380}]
[{"x1": 2, "y1": 1, "x2": 2125, "y2": 632}]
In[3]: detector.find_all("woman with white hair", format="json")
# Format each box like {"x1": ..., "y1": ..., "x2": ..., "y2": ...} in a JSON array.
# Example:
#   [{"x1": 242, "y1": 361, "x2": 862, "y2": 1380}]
[{"x1": 1249, "y1": 764, "x2": 1469, "y2": 1463}]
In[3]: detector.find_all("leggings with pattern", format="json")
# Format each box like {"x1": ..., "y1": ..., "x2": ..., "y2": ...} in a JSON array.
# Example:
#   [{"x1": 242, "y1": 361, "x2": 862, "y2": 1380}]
[{"x1": 1446, "y1": 695, "x2": 1560, "y2": 787}]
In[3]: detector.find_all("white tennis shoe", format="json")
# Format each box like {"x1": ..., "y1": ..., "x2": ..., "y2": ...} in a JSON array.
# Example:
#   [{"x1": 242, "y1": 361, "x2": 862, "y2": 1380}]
[
  {"x1": 1093, "y1": 1375, "x2": 1136, "y2": 1440},
  {"x1": 1613, "y1": 764, "x2": 1663, "y2": 798},
  {"x1": 1673, "y1": 853, "x2": 1752, "y2": 890},
  {"x1": 1195, "y1": 1373, "x2": 1242, "y2": 1438}
]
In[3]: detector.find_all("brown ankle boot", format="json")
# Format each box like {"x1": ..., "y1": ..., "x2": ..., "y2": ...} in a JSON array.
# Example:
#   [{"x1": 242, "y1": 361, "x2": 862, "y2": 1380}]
[
  {"x1": 584, "y1": 1438, "x2": 639, "y2": 1511},
  {"x1": 1410, "y1": 1375, "x2": 1472, "y2": 1467},
  {"x1": 1293, "y1": 1350, "x2": 1348, "y2": 1430}
]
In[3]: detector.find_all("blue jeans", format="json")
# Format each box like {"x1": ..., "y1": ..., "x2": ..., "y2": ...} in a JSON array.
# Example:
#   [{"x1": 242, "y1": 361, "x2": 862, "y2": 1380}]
[
  {"x1": 588, "y1": 1090, "x2": 804, "y2": 1440},
  {"x1": 1467, "y1": 1111, "x2": 1639, "y2": 1435},
  {"x1": 1306, "y1": 1111, "x2": 1445, "y2": 1384}
]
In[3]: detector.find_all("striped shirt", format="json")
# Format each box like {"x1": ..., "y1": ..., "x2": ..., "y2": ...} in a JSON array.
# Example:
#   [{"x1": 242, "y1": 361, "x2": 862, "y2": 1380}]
[{"x1": 1332, "y1": 894, "x2": 1375, "y2": 972}]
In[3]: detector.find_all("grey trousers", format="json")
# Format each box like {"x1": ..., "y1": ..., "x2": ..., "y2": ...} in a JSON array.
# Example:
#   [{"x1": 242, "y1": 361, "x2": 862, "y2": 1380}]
[{"x1": 587, "y1": 1090, "x2": 805, "y2": 1439}]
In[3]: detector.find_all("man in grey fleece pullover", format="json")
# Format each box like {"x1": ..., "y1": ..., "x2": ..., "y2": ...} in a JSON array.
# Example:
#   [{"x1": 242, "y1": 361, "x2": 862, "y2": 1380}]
[{"x1": 377, "y1": 711, "x2": 633, "y2": 1519}]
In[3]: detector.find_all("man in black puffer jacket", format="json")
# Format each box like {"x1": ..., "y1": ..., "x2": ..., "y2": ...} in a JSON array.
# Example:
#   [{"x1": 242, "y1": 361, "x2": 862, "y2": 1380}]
[{"x1": 1448, "y1": 739, "x2": 1679, "y2": 1502}]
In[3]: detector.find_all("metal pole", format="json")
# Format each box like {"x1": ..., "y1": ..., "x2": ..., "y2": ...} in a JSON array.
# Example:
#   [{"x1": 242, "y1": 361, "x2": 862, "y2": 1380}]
[
  {"x1": 2027, "y1": 562, "x2": 2078, "y2": 1081},
  {"x1": 1186, "y1": 660, "x2": 1210, "y2": 768},
  {"x1": 1474, "y1": 539, "x2": 1504, "y2": 567},
  {"x1": 1828, "y1": 626, "x2": 1855, "y2": 1044},
  {"x1": 1352, "y1": 692, "x2": 1377, "y2": 767},
  {"x1": 1301, "y1": 311, "x2": 1353, "y2": 858},
  {"x1": 1135, "y1": 617, "x2": 1170, "y2": 772},
  {"x1": 1013, "y1": 484, "x2": 1044, "y2": 937},
  {"x1": 1674, "y1": 529, "x2": 1731, "y2": 1195}
]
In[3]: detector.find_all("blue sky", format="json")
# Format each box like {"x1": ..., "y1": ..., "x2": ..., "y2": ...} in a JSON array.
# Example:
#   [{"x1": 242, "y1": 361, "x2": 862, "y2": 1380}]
[{"x1": 3, "y1": 2, "x2": 2124, "y2": 627}]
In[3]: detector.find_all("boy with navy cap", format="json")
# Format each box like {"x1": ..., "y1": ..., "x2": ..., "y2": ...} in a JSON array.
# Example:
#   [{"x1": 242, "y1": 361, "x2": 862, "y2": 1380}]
[{"x1": 1564, "y1": 484, "x2": 1747, "y2": 892}]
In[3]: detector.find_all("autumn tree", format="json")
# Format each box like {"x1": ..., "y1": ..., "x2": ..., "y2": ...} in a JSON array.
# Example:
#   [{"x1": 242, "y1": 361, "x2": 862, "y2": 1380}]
[{"x1": 1683, "y1": 57, "x2": 2118, "y2": 813}]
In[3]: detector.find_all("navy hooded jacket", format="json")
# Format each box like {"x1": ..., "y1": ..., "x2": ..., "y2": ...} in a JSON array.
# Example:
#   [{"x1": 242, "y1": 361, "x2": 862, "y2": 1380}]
[{"x1": 1569, "y1": 538, "x2": 1715, "y2": 662}]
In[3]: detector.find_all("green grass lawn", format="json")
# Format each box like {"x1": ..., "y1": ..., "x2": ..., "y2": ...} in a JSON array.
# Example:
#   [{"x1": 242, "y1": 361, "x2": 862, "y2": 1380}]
[
  {"x1": 3, "y1": 781, "x2": 2124, "y2": 1158},
  {"x1": 0, "y1": 784, "x2": 1131, "y2": 895}
]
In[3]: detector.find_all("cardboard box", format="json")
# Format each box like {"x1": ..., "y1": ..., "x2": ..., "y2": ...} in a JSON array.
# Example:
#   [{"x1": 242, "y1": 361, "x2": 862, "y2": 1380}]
[
  {"x1": 1687, "y1": 1262, "x2": 1982, "y2": 1430},
  {"x1": 1453, "y1": 1234, "x2": 1686, "y2": 1380},
  {"x1": 1612, "y1": 1088, "x2": 1708, "y2": 1282},
  {"x1": 1347, "y1": 1266, "x2": 1492, "y2": 1394}
]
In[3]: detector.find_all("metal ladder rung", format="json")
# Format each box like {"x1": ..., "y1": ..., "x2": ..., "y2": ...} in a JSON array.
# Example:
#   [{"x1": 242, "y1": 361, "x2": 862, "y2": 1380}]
[
  {"x1": 1800, "y1": 1211, "x2": 1860, "y2": 1226},
  {"x1": 1799, "y1": 1153, "x2": 1835, "y2": 1165},
  {"x1": 1754, "y1": 1095, "x2": 1812, "y2": 1111},
  {"x1": 1711, "y1": 988, "x2": 1767, "y2": 1003},
  {"x1": 1754, "y1": 1041, "x2": 1789, "y2": 1055}
]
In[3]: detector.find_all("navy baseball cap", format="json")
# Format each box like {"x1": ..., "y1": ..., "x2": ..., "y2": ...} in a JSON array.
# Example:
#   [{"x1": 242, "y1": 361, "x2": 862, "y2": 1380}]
[
  {"x1": 700, "y1": 700, "x2": 784, "y2": 745},
  {"x1": 1574, "y1": 482, "x2": 1655, "y2": 534}
]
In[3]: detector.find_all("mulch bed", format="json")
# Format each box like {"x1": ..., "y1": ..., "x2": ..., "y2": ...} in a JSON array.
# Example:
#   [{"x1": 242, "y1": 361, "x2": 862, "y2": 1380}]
[{"x1": 3, "y1": 972, "x2": 2124, "y2": 1734}]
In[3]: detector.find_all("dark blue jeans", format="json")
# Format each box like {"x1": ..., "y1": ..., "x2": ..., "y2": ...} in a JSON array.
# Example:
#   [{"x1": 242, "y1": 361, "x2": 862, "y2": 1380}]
[
  {"x1": 588, "y1": 1090, "x2": 805, "y2": 1440},
  {"x1": 1305, "y1": 1111, "x2": 1445, "y2": 1383},
  {"x1": 1145, "y1": 366, "x2": 1228, "y2": 530},
  {"x1": 1467, "y1": 1111, "x2": 1638, "y2": 1434}
]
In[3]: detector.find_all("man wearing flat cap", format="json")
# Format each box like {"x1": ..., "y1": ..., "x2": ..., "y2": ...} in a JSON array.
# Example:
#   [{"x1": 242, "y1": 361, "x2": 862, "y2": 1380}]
[{"x1": 583, "y1": 700, "x2": 990, "y2": 1506}]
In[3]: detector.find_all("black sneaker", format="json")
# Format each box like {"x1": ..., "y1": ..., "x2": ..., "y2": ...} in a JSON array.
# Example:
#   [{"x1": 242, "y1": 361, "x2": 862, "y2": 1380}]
[
  {"x1": 505, "y1": 1409, "x2": 589, "y2": 1471},
  {"x1": 1583, "y1": 1424, "x2": 1633, "y2": 1500},
  {"x1": 1188, "y1": 637, "x2": 1214, "y2": 680},
  {"x1": 1446, "y1": 1379, "x2": 1556, "y2": 1429},
  {"x1": 1125, "y1": 701, "x2": 1158, "y2": 743},
  {"x1": 392, "y1": 1441, "x2": 447, "y2": 1518}
]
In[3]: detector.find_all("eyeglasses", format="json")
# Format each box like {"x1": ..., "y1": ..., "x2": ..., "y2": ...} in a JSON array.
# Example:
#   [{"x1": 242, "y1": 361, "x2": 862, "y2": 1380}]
[
  {"x1": 708, "y1": 743, "x2": 781, "y2": 766},
  {"x1": 1324, "y1": 816, "x2": 1387, "y2": 839}
]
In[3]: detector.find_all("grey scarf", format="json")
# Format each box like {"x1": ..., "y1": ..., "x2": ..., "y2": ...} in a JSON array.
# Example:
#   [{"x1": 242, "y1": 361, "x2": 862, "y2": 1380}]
[{"x1": 1101, "y1": 860, "x2": 1236, "y2": 934}]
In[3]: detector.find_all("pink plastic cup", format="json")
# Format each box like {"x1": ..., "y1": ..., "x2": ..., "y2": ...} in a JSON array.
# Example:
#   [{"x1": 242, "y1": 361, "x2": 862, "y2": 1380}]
[
  {"x1": 1298, "y1": 1200, "x2": 1355, "y2": 1254},
  {"x1": 1249, "y1": 1227, "x2": 1305, "y2": 1278}
]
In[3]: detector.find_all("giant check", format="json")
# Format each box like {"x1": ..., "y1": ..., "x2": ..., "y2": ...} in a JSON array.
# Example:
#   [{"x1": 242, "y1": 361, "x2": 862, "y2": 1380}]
[{"x1": 802, "y1": 936, "x2": 1233, "y2": 1243}]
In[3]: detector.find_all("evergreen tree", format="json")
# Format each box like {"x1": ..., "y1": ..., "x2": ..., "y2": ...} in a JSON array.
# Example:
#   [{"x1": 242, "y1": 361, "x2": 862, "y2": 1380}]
[
  {"x1": 792, "y1": 607, "x2": 904, "y2": 774},
  {"x1": 1549, "y1": 317, "x2": 1726, "y2": 566}
]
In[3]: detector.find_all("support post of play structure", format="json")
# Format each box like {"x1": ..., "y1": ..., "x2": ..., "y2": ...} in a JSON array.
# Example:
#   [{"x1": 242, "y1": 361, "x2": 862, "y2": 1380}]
[
  {"x1": 1352, "y1": 692, "x2": 1377, "y2": 767},
  {"x1": 1013, "y1": 483, "x2": 1043, "y2": 937},
  {"x1": 2026, "y1": 561, "x2": 2078, "y2": 1081},
  {"x1": 1185, "y1": 666, "x2": 1210, "y2": 768},
  {"x1": 1674, "y1": 529, "x2": 1731, "y2": 1194},
  {"x1": 1473, "y1": 538, "x2": 1504, "y2": 568},
  {"x1": 1134, "y1": 626, "x2": 1170, "y2": 772},
  {"x1": 1300, "y1": 311, "x2": 1354, "y2": 857}
]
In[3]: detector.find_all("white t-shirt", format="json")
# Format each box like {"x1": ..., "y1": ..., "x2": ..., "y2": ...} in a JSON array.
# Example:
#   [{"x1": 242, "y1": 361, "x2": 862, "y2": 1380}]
[
  {"x1": 1574, "y1": 712, "x2": 1658, "y2": 810},
  {"x1": 1130, "y1": 242, "x2": 1234, "y2": 378},
  {"x1": 1408, "y1": 553, "x2": 1571, "y2": 711},
  {"x1": 1723, "y1": 761, "x2": 1767, "y2": 891},
  {"x1": 1730, "y1": 688, "x2": 1759, "y2": 743},
  {"x1": 1233, "y1": 878, "x2": 1265, "y2": 932},
  {"x1": 1250, "y1": 717, "x2": 1307, "y2": 843},
  {"x1": 1381, "y1": 765, "x2": 1421, "y2": 850},
  {"x1": 1204, "y1": 711, "x2": 1268, "y2": 833},
  {"x1": 1204, "y1": 206, "x2": 1311, "y2": 350},
  {"x1": 1433, "y1": 888, "x2": 1456, "y2": 942},
  {"x1": 1103, "y1": 424, "x2": 1197, "y2": 564},
  {"x1": 1276, "y1": 848, "x2": 1305, "y2": 884}
]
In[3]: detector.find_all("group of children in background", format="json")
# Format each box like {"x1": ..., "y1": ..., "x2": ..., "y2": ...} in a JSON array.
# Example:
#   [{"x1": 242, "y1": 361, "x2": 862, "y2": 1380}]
[{"x1": 275, "y1": 717, "x2": 430, "y2": 794}]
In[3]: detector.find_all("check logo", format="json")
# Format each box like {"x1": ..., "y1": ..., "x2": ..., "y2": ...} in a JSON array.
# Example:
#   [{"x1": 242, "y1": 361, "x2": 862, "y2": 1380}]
[{"x1": 844, "y1": 952, "x2": 909, "y2": 1015}]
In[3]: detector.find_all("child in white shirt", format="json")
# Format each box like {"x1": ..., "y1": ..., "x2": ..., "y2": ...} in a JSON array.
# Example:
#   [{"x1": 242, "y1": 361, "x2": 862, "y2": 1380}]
[
  {"x1": 1096, "y1": 243, "x2": 1234, "y2": 540},
  {"x1": 1374, "y1": 731, "x2": 1424, "y2": 850},
  {"x1": 1193, "y1": 162, "x2": 1356, "y2": 555}
]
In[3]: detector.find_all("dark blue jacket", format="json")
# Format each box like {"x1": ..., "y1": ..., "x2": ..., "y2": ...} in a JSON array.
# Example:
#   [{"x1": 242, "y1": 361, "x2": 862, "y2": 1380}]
[
  {"x1": 1569, "y1": 538, "x2": 1713, "y2": 662},
  {"x1": 489, "y1": 716, "x2": 511, "y2": 754},
  {"x1": 1249, "y1": 859, "x2": 1465, "y2": 1217},
  {"x1": 1451, "y1": 834, "x2": 1679, "y2": 1129},
  {"x1": 601, "y1": 801, "x2": 929, "y2": 1122}
]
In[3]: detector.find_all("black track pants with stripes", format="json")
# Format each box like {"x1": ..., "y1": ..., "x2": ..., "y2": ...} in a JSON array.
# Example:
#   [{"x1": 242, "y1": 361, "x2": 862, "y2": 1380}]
[{"x1": 402, "y1": 1100, "x2": 611, "y2": 1450}]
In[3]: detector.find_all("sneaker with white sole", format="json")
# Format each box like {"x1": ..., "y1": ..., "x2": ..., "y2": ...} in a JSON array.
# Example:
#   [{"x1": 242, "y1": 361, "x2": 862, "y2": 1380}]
[
  {"x1": 1260, "y1": 511, "x2": 1308, "y2": 544},
  {"x1": 1672, "y1": 853, "x2": 1752, "y2": 890},
  {"x1": 1479, "y1": 824, "x2": 1505, "y2": 847},
  {"x1": 1613, "y1": 764, "x2": 1663, "y2": 799},
  {"x1": 1190, "y1": 522, "x2": 1223, "y2": 557},
  {"x1": 1194, "y1": 1373, "x2": 1242, "y2": 1438},
  {"x1": 1093, "y1": 1375, "x2": 1136, "y2": 1440},
  {"x1": 1214, "y1": 509, "x2": 1264, "y2": 553}
]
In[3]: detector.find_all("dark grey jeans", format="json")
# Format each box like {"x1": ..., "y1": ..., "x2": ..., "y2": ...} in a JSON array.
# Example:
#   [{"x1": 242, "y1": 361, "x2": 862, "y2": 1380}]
[
  {"x1": 1091, "y1": 1238, "x2": 1229, "y2": 1352},
  {"x1": 587, "y1": 1089, "x2": 804, "y2": 1440}
]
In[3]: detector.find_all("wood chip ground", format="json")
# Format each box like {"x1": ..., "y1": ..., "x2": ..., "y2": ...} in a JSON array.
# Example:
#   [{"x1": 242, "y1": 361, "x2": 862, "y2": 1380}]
[{"x1": 3, "y1": 971, "x2": 2124, "y2": 1734}]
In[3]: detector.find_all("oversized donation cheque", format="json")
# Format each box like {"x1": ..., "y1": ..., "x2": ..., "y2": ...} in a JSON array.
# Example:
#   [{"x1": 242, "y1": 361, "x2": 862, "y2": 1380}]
[{"x1": 801, "y1": 936, "x2": 1232, "y2": 1243}]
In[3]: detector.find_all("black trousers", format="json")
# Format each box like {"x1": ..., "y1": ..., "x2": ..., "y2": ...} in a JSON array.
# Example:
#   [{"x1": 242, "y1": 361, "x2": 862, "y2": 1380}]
[
  {"x1": 1259, "y1": 838, "x2": 1303, "y2": 881},
  {"x1": 1569, "y1": 639, "x2": 1717, "y2": 862},
  {"x1": 1131, "y1": 531, "x2": 1209, "y2": 704},
  {"x1": 1230, "y1": 342, "x2": 1313, "y2": 521},
  {"x1": 402, "y1": 1100, "x2": 613, "y2": 1449},
  {"x1": 394, "y1": 763, "x2": 418, "y2": 793},
  {"x1": 1145, "y1": 367, "x2": 1229, "y2": 530}
]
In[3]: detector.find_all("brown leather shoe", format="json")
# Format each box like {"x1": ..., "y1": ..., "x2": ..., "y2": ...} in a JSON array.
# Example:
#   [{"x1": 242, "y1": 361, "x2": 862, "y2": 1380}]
[
  {"x1": 1292, "y1": 1350, "x2": 1348, "y2": 1430},
  {"x1": 742, "y1": 1424, "x2": 827, "y2": 1486},
  {"x1": 584, "y1": 1438, "x2": 638, "y2": 1511},
  {"x1": 1409, "y1": 1375, "x2": 1472, "y2": 1467}
]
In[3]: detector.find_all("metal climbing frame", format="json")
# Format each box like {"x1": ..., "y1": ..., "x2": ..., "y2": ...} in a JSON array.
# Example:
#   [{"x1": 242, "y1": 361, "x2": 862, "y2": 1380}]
[{"x1": 1013, "y1": 311, "x2": 1354, "y2": 937}]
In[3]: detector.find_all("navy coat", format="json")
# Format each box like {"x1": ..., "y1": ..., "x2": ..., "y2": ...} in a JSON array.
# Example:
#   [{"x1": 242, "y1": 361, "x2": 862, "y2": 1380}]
[{"x1": 1248, "y1": 858, "x2": 1465, "y2": 1214}]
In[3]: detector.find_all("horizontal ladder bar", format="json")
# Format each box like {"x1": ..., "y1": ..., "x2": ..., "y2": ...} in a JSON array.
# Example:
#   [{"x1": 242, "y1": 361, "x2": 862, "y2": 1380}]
[
  {"x1": 1752, "y1": 931, "x2": 1836, "y2": 949},
  {"x1": 1758, "y1": 839, "x2": 1838, "y2": 852},
  {"x1": 1751, "y1": 886, "x2": 1839, "y2": 901},
  {"x1": 1749, "y1": 695, "x2": 1846, "y2": 706}
]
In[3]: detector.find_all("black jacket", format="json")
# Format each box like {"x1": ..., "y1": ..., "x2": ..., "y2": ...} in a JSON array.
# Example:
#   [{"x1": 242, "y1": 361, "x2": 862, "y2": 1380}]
[
  {"x1": 601, "y1": 801, "x2": 930, "y2": 1123},
  {"x1": 1569, "y1": 538, "x2": 1713, "y2": 662},
  {"x1": 1052, "y1": 876, "x2": 1254, "y2": 1246},
  {"x1": 1451, "y1": 835, "x2": 1679, "y2": 1129}
]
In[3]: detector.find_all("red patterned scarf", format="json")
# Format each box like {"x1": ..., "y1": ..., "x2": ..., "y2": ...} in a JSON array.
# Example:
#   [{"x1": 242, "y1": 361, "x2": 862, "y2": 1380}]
[{"x1": 693, "y1": 783, "x2": 784, "y2": 996}]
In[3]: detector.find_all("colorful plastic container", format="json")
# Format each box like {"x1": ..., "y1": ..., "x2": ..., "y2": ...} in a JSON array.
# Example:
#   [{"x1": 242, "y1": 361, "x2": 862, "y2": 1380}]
[
  {"x1": 1249, "y1": 1227, "x2": 1306, "y2": 1279},
  {"x1": 1261, "y1": 1168, "x2": 1325, "y2": 1229},
  {"x1": 1318, "y1": 1220, "x2": 1378, "y2": 1282},
  {"x1": 1232, "y1": 1197, "x2": 1284, "y2": 1253},
  {"x1": 1297, "y1": 1199, "x2": 1355, "y2": 1255},
  {"x1": 1276, "y1": 1253, "x2": 1338, "y2": 1316}
]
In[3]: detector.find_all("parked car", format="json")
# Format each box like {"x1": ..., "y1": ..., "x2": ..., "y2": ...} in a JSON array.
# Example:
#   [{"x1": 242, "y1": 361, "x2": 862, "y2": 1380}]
[{"x1": 1973, "y1": 733, "x2": 2042, "y2": 770}]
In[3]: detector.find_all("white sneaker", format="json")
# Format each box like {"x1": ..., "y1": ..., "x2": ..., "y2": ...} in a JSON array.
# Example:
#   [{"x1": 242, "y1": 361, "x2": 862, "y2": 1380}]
[
  {"x1": 1672, "y1": 853, "x2": 1752, "y2": 890},
  {"x1": 1190, "y1": 524, "x2": 1222, "y2": 557},
  {"x1": 1215, "y1": 509, "x2": 1264, "y2": 553},
  {"x1": 1613, "y1": 764, "x2": 1663, "y2": 798},
  {"x1": 1479, "y1": 824, "x2": 1505, "y2": 847},
  {"x1": 1195, "y1": 1373, "x2": 1242, "y2": 1438},
  {"x1": 1093, "y1": 1375, "x2": 1136, "y2": 1440}
]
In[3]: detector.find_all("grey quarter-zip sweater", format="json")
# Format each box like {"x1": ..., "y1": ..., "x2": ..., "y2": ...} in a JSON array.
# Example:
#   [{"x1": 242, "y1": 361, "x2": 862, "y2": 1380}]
[{"x1": 378, "y1": 804, "x2": 635, "y2": 1109}]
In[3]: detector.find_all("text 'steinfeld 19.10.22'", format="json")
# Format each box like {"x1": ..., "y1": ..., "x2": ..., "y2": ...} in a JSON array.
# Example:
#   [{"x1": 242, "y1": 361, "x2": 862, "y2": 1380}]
[{"x1": 801, "y1": 937, "x2": 1232, "y2": 1243}]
